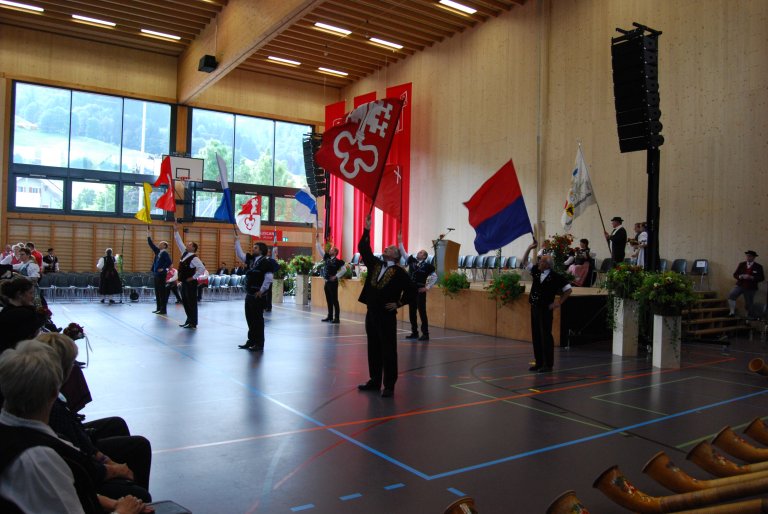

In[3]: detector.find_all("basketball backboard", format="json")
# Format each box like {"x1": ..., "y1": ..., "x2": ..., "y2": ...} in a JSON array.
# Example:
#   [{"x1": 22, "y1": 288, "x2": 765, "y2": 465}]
[{"x1": 163, "y1": 156, "x2": 204, "y2": 182}]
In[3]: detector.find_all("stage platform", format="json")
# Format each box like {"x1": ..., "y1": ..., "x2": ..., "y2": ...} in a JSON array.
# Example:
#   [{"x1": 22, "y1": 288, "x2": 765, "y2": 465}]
[{"x1": 311, "y1": 277, "x2": 609, "y2": 345}]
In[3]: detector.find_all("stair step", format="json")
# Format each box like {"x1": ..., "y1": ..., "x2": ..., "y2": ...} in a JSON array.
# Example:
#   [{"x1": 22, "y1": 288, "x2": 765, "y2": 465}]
[
  {"x1": 684, "y1": 307, "x2": 730, "y2": 315},
  {"x1": 685, "y1": 326, "x2": 751, "y2": 336},
  {"x1": 683, "y1": 317, "x2": 741, "y2": 327},
  {"x1": 694, "y1": 298, "x2": 726, "y2": 305}
]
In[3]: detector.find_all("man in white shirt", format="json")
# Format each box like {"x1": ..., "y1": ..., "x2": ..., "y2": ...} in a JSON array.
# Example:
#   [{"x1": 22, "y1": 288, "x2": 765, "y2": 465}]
[{"x1": 12, "y1": 247, "x2": 40, "y2": 280}]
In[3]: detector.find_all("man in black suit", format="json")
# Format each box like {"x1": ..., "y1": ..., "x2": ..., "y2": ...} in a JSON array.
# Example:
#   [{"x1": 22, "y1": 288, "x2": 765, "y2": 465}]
[
  {"x1": 357, "y1": 215, "x2": 411, "y2": 398},
  {"x1": 728, "y1": 250, "x2": 765, "y2": 317},
  {"x1": 523, "y1": 240, "x2": 572, "y2": 373},
  {"x1": 234, "y1": 237, "x2": 273, "y2": 351},
  {"x1": 604, "y1": 216, "x2": 627, "y2": 265}
]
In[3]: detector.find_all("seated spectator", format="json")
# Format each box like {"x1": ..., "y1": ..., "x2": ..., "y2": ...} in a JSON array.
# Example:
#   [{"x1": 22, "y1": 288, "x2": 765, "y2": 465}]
[
  {"x1": 568, "y1": 261, "x2": 591, "y2": 287},
  {"x1": 12, "y1": 247, "x2": 40, "y2": 280},
  {"x1": 216, "y1": 262, "x2": 229, "y2": 275},
  {"x1": 0, "y1": 276, "x2": 47, "y2": 353},
  {"x1": 36, "y1": 333, "x2": 152, "y2": 502},
  {"x1": 0, "y1": 340, "x2": 147, "y2": 514}
]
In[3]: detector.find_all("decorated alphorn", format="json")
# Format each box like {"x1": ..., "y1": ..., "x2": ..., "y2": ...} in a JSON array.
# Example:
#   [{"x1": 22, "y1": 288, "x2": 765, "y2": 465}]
[
  {"x1": 713, "y1": 426, "x2": 768, "y2": 463},
  {"x1": 687, "y1": 441, "x2": 768, "y2": 477},
  {"x1": 644, "y1": 451, "x2": 768, "y2": 493},
  {"x1": 668, "y1": 498, "x2": 768, "y2": 513},
  {"x1": 745, "y1": 418, "x2": 768, "y2": 447},
  {"x1": 443, "y1": 496, "x2": 478, "y2": 514},
  {"x1": 545, "y1": 490, "x2": 591, "y2": 514},
  {"x1": 749, "y1": 358, "x2": 768, "y2": 377},
  {"x1": 593, "y1": 464, "x2": 768, "y2": 513}
]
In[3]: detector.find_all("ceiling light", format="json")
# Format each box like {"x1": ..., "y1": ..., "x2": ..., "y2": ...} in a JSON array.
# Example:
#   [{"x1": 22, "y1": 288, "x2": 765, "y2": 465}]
[
  {"x1": 267, "y1": 56, "x2": 301, "y2": 66},
  {"x1": 369, "y1": 37, "x2": 403, "y2": 50},
  {"x1": 0, "y1": 0, "x2": 44, "y2": 13},
  {"x1": 313, "y1": 22, "x2": 351, "y2": 36},
  {"x1": 140, "y1": 29, "x2": 181, "y2": 41},
  {"x1": 318, "y1": 67, "x2": 348, "y2": 77},
  {"x1": 72, "y1": 14, "x2": 116, "y2": 27},
  {"x1": 438, "y1": 0, "x2": 477, "y2": 15}
]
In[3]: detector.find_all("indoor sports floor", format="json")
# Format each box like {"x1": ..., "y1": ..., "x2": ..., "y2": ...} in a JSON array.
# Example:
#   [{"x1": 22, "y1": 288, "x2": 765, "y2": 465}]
[{"x1": 57, "y1": 298, "x2": 768, "y2": 513}]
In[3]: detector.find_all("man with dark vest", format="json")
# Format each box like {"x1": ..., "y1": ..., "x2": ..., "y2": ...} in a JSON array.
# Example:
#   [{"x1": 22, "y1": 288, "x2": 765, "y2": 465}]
[
  {"x1": 604, "y1": 216, "x2": 627, "y2": 265},
  {"x1": 357, "y1": 215, "x2": 411, "y2": 398},
  {"x1": 173, "y1": 220, "x2": 205, "y2": 329},
  {"x1": 42, "y1": 248, "x2": 60, "y2": 274},
  {"x1": 728, "y1": 250, "x2": 765, "y2": 317},
  {"x1": 235, "y1": 236, "x2": 273, "y2": 351},
  {"x1": 147, "y1": 226, "x2": 172, "y2": 315},
  {"x1": 522, "y1": 240, "x2": 572, "y2": 373},
  {"x1": 316, "y1": 234, "x2": 347, "y2": 323},
  {"x1": 398, "y1": 231, "x2": 437, "y2": 341}
]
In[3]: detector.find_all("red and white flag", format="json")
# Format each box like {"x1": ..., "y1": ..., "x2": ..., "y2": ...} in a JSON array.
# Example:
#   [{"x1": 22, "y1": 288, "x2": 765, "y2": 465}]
[
  {"x1": 315, "y1": 98, "x2": 403, "y2": 200},
  {"x1": 153, "y1": 156, "x2": 176, "y2": 212},
  {"x1": 236, "y1": 196, "x2": 262, "y2": 236},
  {"x1": 374, "y1": 164, "x2": 402, "y2": 220}
]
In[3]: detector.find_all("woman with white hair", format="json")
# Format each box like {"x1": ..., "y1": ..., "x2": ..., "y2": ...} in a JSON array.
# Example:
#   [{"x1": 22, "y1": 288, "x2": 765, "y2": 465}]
[{"x1": 97, "y1": 248, "x2": 122, "y2": 304}]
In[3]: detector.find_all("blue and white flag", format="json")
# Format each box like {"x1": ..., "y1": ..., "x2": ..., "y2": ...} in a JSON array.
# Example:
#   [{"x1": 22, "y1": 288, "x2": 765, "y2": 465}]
[
  {"x1": 213, "y1": 154, "x2": 235, "y2": 223},
  {"x1": 294, "y1": 190, "x2": 317, "y2": 223}
]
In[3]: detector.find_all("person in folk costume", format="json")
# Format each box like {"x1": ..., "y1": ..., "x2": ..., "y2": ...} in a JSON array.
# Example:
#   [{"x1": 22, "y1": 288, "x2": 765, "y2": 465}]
[
  {"x1": 146, "y1": 226, "x2": 172, "y2": 315},
  {"x1": 173, "y1": 220, "x2": 205, "y2": 329},
  {"x1": 234, "y1": 235, "x2": 273, "y2": 351},
  {"x1": 42, "y1": 248, "x2": 60, "y2": 274},
  {"x1": 398, "y1": 231, "x2": 437, "y2": 341},
  {"x1": 357, "y1": 215, "x2": 411, "y2": 398},
  {"x1": 315, "y1": 234, "x2": 347, "y2": 323},
  {"x1": 97, "y1": 249, "x2": 122, "y2": 304},
  {"x1": 604, "y1": 216, "x2": 627, "y2": 266},
  {"x1": 728, "y1": 250, "x2": 765, "y2": 317}
]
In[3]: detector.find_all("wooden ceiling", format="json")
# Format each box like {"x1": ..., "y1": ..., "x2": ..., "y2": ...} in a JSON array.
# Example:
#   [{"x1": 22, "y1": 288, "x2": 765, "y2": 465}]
[{"x1": 0, "y1": 0, "x2": 524, "y2": 89}]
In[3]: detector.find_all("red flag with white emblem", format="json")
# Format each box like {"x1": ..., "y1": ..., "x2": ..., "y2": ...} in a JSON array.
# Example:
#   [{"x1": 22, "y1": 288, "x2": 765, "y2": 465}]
[
  {"x1": 374, "y1": 164, "x2": 402, "y2": 220},
  {"x1": 315, "y1": 98, "x2": 403, "y2": 201}
]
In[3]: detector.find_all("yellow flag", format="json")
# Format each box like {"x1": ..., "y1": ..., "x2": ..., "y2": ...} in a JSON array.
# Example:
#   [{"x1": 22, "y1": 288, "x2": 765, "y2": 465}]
[{"x1": 134, "y1": 182, "x2": 153, "y2": 224}]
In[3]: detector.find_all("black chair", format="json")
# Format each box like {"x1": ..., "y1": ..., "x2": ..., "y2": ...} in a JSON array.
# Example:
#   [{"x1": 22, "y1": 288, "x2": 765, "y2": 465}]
[
  {"x1": 458, "y1": 255, "x2": 466, "y2": 270},
  {"x1": 506, "y1": 256, "x2": 518, "y2": 269},
  {"x1": 482, "y1": 256, "x2": 497, "y2": 281},
  {"x1": 659, "y1": 259, "x2": 668, "y2": 272},
  {"x1": 463, "y1": 255, "x2": 476, "y2": 278},
  {"x1": 671, "y1": 259, "x2": 688, "y2": 275},
  {"x1": 689, "y1": 258, "x2": 710, "y2": 290}
]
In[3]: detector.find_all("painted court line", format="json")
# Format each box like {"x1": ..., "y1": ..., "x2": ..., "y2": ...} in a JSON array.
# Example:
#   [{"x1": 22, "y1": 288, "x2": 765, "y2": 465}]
[
  {"x1": 384, "y1": 483, "x2": 405, "y2": 490},
  {"x1": 339, "y1": 493, "x2": 362, "y2": 501}
]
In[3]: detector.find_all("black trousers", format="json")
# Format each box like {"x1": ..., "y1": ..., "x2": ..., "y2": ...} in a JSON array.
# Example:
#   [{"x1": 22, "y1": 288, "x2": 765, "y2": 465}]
[
  {"x1": 181, "y1": 280, "x2": 198, "y2": 325},
  {"x1": 244, "y1": 293, "x2": 265, "y2": 348},
  {"x1": 324, "y1": 280, "x2": 340, "y2": 319},
  {"x1": 265, "y1": 284, "x2": 273, "y2": 311},
  {"x1": 364, "y1": 308, "x2": 398, "y2": 389},
  {"x1": 530, "y1": 305, "x2": 555, "y2": 368},
  {"x1": 86, "y1": 416, "x2": 152, "y2": 490},
  {"x1": 153, "y1": 274, "x2": 168, "y2": 312},
  {"x1": 168, "y1": 283, "x2": 182, "y2": 302},
  {"x1": 409, "y1": 290, "x2": 429, "y2": 335}
]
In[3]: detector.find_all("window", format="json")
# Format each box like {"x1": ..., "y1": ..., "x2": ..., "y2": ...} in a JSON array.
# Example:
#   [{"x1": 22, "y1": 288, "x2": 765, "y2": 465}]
[
  {"x1": 122, "y1": 99, "x2": 172, "y2": 176},
  {"x1": 122, "y1": 184, "x2": 165, "y2": 215},
  {"x1": 235, "y1": 116, "x2": 274, "y2": 185},
  {"x1": 190, "y1": 109, "x2": 234, "y2": 182},
  {"x1": 274, "y1": 121, "x2": 308, "y2": 189},
  {"x1": 274, "y1": 196, "x2": 313, "y2": 223},
  {"x1": 14, "y1": 177, "x2": 64, "y2": 209},
  {"x1": 195, "y1": 190, "x2": 223, "y2": 219},
  {"x1": 13, "y1": 84, "x2": 71, "y2": 167},
  {"x1": 70, "y1": 91, "x2": 122, "y2": 172},
  {"x1": 71, "y1": 181, "x2": 116, "y2": 213}
]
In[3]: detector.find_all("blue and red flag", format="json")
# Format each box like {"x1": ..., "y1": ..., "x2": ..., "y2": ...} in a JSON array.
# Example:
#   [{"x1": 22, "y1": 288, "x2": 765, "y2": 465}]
[{"x1": 463, "y1": 160, "x2": 533, "y2": 254}]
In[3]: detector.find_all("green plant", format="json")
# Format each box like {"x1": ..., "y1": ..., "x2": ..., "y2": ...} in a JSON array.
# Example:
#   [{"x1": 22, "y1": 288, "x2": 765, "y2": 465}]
[
  {"x1": 273, "y1": 259, "x2": 289, "y2": 280},
  {"x1": 289, "y1": 254, "x2": 314, "y2": 275},
  {"x1": 439, "y1": 271, "x2": 470, "y2": 298},
  {"x1": 360, "y1": 270, "x2": 368, "y2": 282},
  {"x1": 540, "y1": 233, "x2": 574, "y2": 275},
  {"x1": 341, "y1": 264, "x2": 353, "y2": 280},
  {"x1": 603, "y1": 263, "x2": 645, "y2": 299},
  {"x1": 486, "y1": 272, "x2": 525, "y2": 306},
  {"x1": 634, "y1": 271, "x2": 696, "y2": 316}
]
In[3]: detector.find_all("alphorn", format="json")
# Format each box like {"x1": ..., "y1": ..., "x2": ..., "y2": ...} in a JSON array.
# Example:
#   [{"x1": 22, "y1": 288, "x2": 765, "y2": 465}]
[
  {"x1": 443, "y1": 496, "x2": 478, "y2": 514},
  {"x1": 713, "y1": 426, "x2": 768, "y2": 463},
  {"x1": 669, "y1": 499, "x2": 768, "y2": 513},
  {"x1": 745, "y1": 418, "x2": 768, "y2": 447},
  {"x1": 687, "y1": 441, "x2": 768, "y2": 477},
  {"x1": 644, "y1": 451, "x2": 768, "y2": 493},
  {"x1": 593, "y1": 464, "x2": 768, "y2": 513},
  {"x1": 749, "y1": 358, "x2": 768, "y2": 377},
  {"x1": 545, "y1": 490, "x2": 591, "y2": 514}
]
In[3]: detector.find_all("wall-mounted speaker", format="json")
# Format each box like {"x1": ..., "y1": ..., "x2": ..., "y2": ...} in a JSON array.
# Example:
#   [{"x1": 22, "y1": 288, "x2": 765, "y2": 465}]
[{"x1": 198, "y1": 55, "x2": 218, "y2": 73}]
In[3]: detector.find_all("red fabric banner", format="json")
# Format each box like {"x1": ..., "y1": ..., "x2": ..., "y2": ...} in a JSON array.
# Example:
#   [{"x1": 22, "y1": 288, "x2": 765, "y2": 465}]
[
  {"x1": 352, "y1": 92, "x2": 377, "y2": 250},
  {"x1": 383, "y1": 83, "x2": 412, "y2": 249},
  {"x1": 325, "y1": 101, "x2": 347, "y2": 257},
  {"x1": 374, "y1": 164, "x2": 402, "y2": 220},
  {"x1": 153, "y1": 156, "x2": 176, "y2": 212}
]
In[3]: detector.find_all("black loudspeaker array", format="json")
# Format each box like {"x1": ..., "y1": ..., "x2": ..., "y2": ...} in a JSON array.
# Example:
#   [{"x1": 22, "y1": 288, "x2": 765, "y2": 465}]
[
  {"x1": 611, "y1": 25, "x2": 663, "y2": 153},
  {"x1": 302, "y1": 132, "x2": 328, "y2": 197}
]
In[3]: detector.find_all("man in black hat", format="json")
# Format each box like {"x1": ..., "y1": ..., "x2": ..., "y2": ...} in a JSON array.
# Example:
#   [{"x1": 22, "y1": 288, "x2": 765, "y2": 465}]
[
  {"x1": 604, "y1": 216, "x2": 627, "y2": 265},
  {"x1": 728, "y1": 250, "x2": 764, "y2": 317}
]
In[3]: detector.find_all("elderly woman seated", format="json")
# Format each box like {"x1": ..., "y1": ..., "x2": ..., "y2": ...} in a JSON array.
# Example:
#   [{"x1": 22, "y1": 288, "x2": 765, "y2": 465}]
[
  {"x1": 0, "y1": 276, "x2": 47, "y2": 353},
  {"x1": 0, "y1": 340, "x2": 147, "y2": 514}
]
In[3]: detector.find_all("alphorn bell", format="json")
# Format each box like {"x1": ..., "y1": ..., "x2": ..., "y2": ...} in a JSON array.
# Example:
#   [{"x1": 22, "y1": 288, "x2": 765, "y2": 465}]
[
  {"x1": 593, "y1": 464, "x2": 768, "y2": 513},
  {"x1": 687, "y1": 441, "x2": 768, "y2": 477},
  {"x1": 749, "y1": 358, "x2": 768, "y2": 377},
  {"x1": 443, "y1": 496, "x2": 478, "y2": 514},
  {"x1": 713, "y1": 426, "x2": 768, "y2": 463},
  {"x1": 644, "y1": 451, "x2": 768, "y2": 493},
  {"x1": 745, "y1": 418, "x2": 768, "y2": 447},
  {"x1": 545, "y1": 490, "x2": 591, "y2": 514}
]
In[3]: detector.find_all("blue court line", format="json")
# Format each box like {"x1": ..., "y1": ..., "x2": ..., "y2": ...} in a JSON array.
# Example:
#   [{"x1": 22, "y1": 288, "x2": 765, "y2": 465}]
[
  {"x1": 447, "y1": 487, "x2": 466, "y2": 496},
  {"x1": 339, "y1": 493, "x2": 362, "y2": 501},
  {"x1": 384, "y1": 483, "x2": 405, "y2": 490},
  {"x1": 290, "y1": 504, "x2": 315, "y2": 512}
]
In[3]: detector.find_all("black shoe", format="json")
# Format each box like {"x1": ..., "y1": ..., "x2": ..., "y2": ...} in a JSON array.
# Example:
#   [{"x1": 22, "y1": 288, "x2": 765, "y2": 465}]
[
  {"x1": 238, "y1": 343, "x2": 254, "y2": 349},
  {"x1": 109, "y1": 299, "x2": 115, "y2": 304},
  {"x1": 184, "y1": 324, "x2": 197, "y2": 329},
  {"x1": 528, "y1": 365, "x2": 542, "y2": 371},
  {"x1": 180, "y1": 322, "x2": 190, "y2": 327},
  {"x1": 331, "y1": 319, "x2": 340, "y2": 324},
  {"x1": 405, "y1": 333, "x2": 418, "y2": 339},
  {"x1": 100, "y1": 299, "x2": 105, "y2": 303},
  {"x1": 538, "y1": 366, "x2": 553, "y2": 373},
  {"x1": 321, "y1": 317, "x2": 332, "y2": 322},
  {"x1": 418, "y1": 334, "x2": 429, "y2": 341},
  {"x1": 157, "y1": 311, "x2": 167, "y2": 315},
  {"x1": 74, "y1": 360, "x2": 86, "y2": 368},
  {"x1": 358, "y1": 382, "x2": 380, "y2": 391},
  {"x1": 381, "y1": 388, "x2": 394, "y2": 398},
  {"x1": 248, "y1": 345, "x2": 264, "y2": 352},
  {"x1": 152, "y1": 310, "x2": 161, "y2": 314}
]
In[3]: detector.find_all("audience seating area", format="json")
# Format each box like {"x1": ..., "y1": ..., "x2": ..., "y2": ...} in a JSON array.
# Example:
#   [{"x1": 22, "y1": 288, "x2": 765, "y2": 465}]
[{"x1": 38, "y1": 272, "x2": 246, "y2": 303}]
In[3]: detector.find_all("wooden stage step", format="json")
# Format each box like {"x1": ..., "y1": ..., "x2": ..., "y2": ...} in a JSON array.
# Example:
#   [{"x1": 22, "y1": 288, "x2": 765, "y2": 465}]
[
  {"x1": 683, "y1": 316, "x2": 739, "y2": 327},
  {"x1": 686, "y1": 325, "x2": 751, "y2": 337}
]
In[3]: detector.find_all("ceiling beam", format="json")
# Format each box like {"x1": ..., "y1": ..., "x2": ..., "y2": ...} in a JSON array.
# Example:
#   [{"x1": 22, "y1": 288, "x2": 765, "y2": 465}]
[{"x1": 177, "y1": 0, "x2": 324, "y2": 104}]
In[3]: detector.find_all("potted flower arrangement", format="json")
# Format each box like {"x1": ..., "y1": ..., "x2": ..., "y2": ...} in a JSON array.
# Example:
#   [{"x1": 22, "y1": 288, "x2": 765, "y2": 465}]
[
  {"x1": 271, "y1": 259, "x2": 289, "y2": 304},
  {"x1": 486, "y1": 272, "x2": 525, "y2": 306},
  {"x1": 540, "y1": 233, "x2": 575, "y2": 275},
  {"x1": 439, "y1": 271, "x2": 470, "y2": 298},
  {"x1": 603, "y1": 263, "x2": 645, "y2": 356},
  {"x1": 289, "y1": 254, "x2": 314, "y2": 305},
  {"x1": 634, "y1": 271, "x2": 697, "y2": 368}
]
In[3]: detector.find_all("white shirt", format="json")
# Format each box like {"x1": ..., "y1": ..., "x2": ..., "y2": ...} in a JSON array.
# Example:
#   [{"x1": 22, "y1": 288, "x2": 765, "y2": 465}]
[
  {"x1": 0, "y1": 410, "x2": 86, "y2": 514},
  {"x1": 234, "y1": 240, "x2": 273, "y2": 294},
  {"x1": 13, "y1": 261, "x2": 40, "y2": 279},
  {"x1": 174, "y1": 232, "x2": 205, "y2": 280}
]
